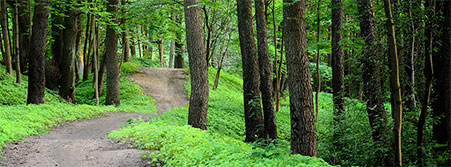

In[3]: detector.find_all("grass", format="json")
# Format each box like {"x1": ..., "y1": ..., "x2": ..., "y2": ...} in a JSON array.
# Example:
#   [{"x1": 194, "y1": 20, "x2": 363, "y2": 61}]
[
  {"x1": 0, "y1": 62, "x2": 157, "y2": 154},
  {"x1": 109, "y1": 67, "x2": 332, "y2": 166}
]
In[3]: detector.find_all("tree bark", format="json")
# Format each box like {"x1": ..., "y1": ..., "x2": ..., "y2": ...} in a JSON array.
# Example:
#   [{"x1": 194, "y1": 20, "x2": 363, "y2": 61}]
[
  {"x1": 18, "y1": 0, "x2": 30, "y2": 73},
  {"x1": 184, "y1": 0, "x2": 209, "y2": 130},
  {"x1": 255, "y1": 0, "x2": 277, "y2": 141},
  {"x1": 383, "y1": 0, "x2": 403, "y2": 166},
  {"x1": 174, "y1": 15, "x2": 184, "y2": 68},
  {"x1": 157, "y1": 39, "x2": 166, "y2": 67},
  {"x1": 284, "y1": 0, "x2": 317, "y2": 156},
  {"x1": 82, "y1": 14, "x2": 91, "y2": 81},
  {"x1": 417, "y1": 1, "x2": 435, "y2": 165},
  {"x1": 237, "y1": 0, "x2": 264, "y2": 142},
  {"x1": 1, "y1": 0, "x2": 13, "y2": 76},
  {"x1": 13, "y1": 0, "x2": 21, "y2": 84},
  {"x1": 357, "y1": 0, "x2": 388, "y2": 146},
  {"x1": 27, "y1": 0, "x2": 50, "y2": 105},
  {"x1": 169, "y1": 39, "x2": 175, "y2": 68},
  {"x1": 59, "y1": 1, "x2": 78, "y2": 103},
  {"x1": 105, "y1": 0, "x2": 120, "y2": 106},
  {"x1": 332, "y1": 0, "x2": 345, "y2": 120},
  {"x1": 122, "y1": 30, "x2": 130, "y2": 62},
  {"x1": 315, "y1": 0, "x2": 321, "y2": 122}
]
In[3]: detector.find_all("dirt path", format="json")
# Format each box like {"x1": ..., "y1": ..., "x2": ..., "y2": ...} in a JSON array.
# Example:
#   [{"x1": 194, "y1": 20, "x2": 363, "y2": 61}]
[
  {"x1": 129, "y1": 67, "x2": 189, "y2": 113},
  {"x1": 0, "y1": 68, "x2": 188, "y2": 167}
]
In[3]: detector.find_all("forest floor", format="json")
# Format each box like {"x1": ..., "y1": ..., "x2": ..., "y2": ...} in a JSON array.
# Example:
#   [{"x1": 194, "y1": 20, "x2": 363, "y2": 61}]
[{"x1": 0, "y1": 67, "x2": 188, "y2": 167}]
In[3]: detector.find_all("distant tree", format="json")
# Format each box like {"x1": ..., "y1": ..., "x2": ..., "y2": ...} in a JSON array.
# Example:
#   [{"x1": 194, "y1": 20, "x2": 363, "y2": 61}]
[
  {"x1": 283, "y1": 0, "x2": 317, "y2": 156},
  {"x1": 18, "y1": 0, "x2": 30, "y2": 72},
  {"x1": 255, "y1": 0, "x2": 277, "y2": 141},
  {"x1": 237, "y1": 0, "x2": 264, "y2": 142},
  {"x1": 13, "y1": 0, "x2": 21, "y2": 84},
  {"x1": 184, "y1": 0, "x2": 209, "y2": 130},
  {"x1": 121, "y1": 0, "x2": 130, "y2": 62},
  {"x1": 105, "y1": 0, "x2": 120, "y2": 106},
  {"x1": 1, "y1": 0, "x2": 13, "y2": 76},
  {"x1": 27, "y1": 0, "x2": 50, "y2": 105}
]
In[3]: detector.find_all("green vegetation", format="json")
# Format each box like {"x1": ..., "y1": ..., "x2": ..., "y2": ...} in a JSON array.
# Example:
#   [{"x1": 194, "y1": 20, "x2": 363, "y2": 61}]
[
  {"x1": 110, "y1": 68, "x2": 332, "y2": 166},
  {"x1": 0, "y1": 64, "x2": 156, "y2": 153}
]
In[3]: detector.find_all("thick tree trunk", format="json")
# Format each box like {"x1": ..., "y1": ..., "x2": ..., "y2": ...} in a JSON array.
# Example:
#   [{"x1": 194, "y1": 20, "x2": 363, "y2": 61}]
[
  {"x1": 105, "y1": 0, "x2": 120, "y2": 106},
  {"x1": 357, "y1": 0, "x2": 388, "y2": 146},
  {"x1": 18, "y1": 0, "x2": 30, "y2": 73},
  {"x1": 59, "y1": 1, "x2": 78, "y2": 103},
  {"x1": 284, "y1": 0, "x2": 317, "y2": 156},
  {"x1": 27, "y1": 0, "x2": 50, "y2": 105},
  {"x1": 184, "y1": 0, "x2": 209, "y2": 130},
  {"x1": 431, "y1": 0, "x2": 451, "y2": 165},
  {"x1": 1, "y1": 0, "x2": 13, "y2": 76},
  {"x1": 255, "y1": 0, "x2": 277, "y2": 141},
  {"x1": 332, "y1": 0, "x2": 345, "y2": 119},
  {"x1": 237, "y1": 0, "x2": 264, "y2": 142}
]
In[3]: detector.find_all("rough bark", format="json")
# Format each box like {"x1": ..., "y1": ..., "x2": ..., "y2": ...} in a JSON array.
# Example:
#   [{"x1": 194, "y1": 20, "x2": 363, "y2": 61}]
[
  {"x1": 237, "y1": 0, "x2": 264, "y2": 142},
  {"x1": 18, "y1": 0, "x2": 30, "y2": 72},
  {"x1": 332, "y1": 0, "x2": 345, "y2": 116},
  {"x1": 255, "y1": 0, "x2": 277, "y2": 141},
  {"x1": 184, "y1": 0, "x2": 209, "y2": 130},
  {"x1": 59, "y1": 1, "x2": 78, "y2": 103},
  {"x1": 27, "y1": 0, "x2": 50, "y2": 105},
  {"x1": 284, "y1": 0, "x2": 317, "y2": 156},
  {"x1": 357, "y1": 0, "x2": 388, "y2": 145},
  {"x1": 105, "y1": 0, "x2": 120, "y2": 106},
  {"x1": 1, "y1": 0, "x2": 13, "y2": 76}
]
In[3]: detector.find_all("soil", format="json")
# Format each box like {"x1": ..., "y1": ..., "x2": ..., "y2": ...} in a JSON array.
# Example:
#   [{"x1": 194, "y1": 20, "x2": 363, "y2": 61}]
[{"x1": 0, "y1": 67, "x2": 189, "y2": 167}]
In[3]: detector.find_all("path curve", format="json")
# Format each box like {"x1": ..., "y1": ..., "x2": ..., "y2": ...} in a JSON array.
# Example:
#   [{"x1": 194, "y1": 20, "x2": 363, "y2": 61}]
[{"x1": 0, "y1": 67, "x2": 188, "y2": 167}]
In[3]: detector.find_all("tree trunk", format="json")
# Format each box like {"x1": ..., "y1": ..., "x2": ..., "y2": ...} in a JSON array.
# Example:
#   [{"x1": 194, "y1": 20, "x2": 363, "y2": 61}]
[
  {"x1": 315, "y1": 0, "x2": 321, "y2": 122},
  {"x1": 357, "y1": 0, "x2": 389, "y2": 148},
  {"x1": 284, "y1": 0, "x2": 317, "y2": 156},
  {"x1": 174, "y1": 15, "x2": 184, "y2": 68},
  {"x1": 431, "y1": 0, "x2": 451, "y2": 165},
  {"x1": 105, "y1": 0, "x2": 120, "y2": 106},
  {"x1": 184, "y1": 0, "x2": 209, "y2": 130},
  {"x1": 74, "y1": 14, "x2": 82, "y2": 82},
  {"x1": 91, "y1": 13, "x2": 99, "y2": 106},
  {"x1": 59, "y1": 1, "x2": 78, "y2": 103},
  {"x1": 13, "y1": 0, "x2": 21, "y2": 84},
  {"x1": 383, "y1": 0, "x2": 403, "y2": 166},
  {"x1": 332, "y1": 0, "x2": 345, "y2": 121},
  {"x1": 82, "y1": 14, "x2": 91, "y2": 81},
  {"x1": 98, "y1": 50, "x2": 106, "y2": 98},
  {"x1": 130, "y1": 36, "x2": 136, "y2": 57},
  {"x1": 169, "y1": 39, "x2": 175, "y2": 68},
  {"x1": 18, "y1": 0, "x2": 30, "y2": 73},
  {"x1": 122, "y1": 30, "x2": 130, "y2": 62},
  {"x1": 158, "y1": 39, "x2": 165, "y2": 67},
  {"x1": 255, "y1": 0, "x2": 277, "y2": 141},
  {"x1": 1, "y1": 0, "x2": 13, "y2": 76},
  {"x1": 27, "y1": 0, "x2": 50, "y2": 105},
  {"x1": 417, "y1": 0, "x2": 435, "y2": 165},
  {"x1": 237, "y1": 0, "x2": 264, "y2": 142}
]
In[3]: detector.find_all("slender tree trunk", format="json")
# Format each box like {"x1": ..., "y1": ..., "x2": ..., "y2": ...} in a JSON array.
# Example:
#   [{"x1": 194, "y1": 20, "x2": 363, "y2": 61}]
[
  {"x1": 82, "y1": 14, "x2": 91, "y2": 81},
  {"x1": 130, "y1": 35, "x2": 136, "y2": 57},
  {"x1": 13, "y1": 0, "x2": 21, "y2": 84},
  {"x1": 158, "y1": 39, "x2": 165, "y2": 67},
  {"x1": 417, "y1": 1, "x2": 435, "y2": 165},
  {"x1": 105, "y1": 0, "x2": 120, "y2": 106},
  {"x1": 138, "y1": 36, "x2": 142, "y2": 58},
  {"x1": 122, "y1": 30, "x2": 130, "y2": 62},
  {"x1": 174, "y1": 19, "x2": 184, "y2": 69},
  {"x1": 59, "y1": 0, "x2": 78, "y2": 103},
  {"x1": 27, "y1": 0, "x2": 50, "y2": 105},
  {"x1": 98, "y1": 50, "x2": 106, "y2": 97},
  {"x1": 357, "y1": 0, "x2": 389, "y2": 149},
  {"x1": 213, "y1": 49, "x2": 227, "y2": 91},
  {"x1": 1, "y1": 0, "x2": 13, "y2": 76},
  {"x1": 184, "y1": 0, "x2": 209, "y2": 130},
  {"x1": 169, "y1": 39, "x2": 175, "y2": 68},
  {"x1": 18, "y1": 0, "x2": 30, "y2": 72},
  {"x1": 315, "y1": 0, "x2": 321, "y2": 122},
  {"x1": 255, "y1": 0, "x2": 277, "y2": 141},
  {"x1": 237, "y1": 0, "x2": 264, "y2": 142},
  {"x1": 74, "y1": 14, "x2": 82, "y2": 82},
  {"x1": 284, "y1": 0, "x2": 317, "y2": 156},
  {"x1": 91, "y1": 14, "x2": 99, "y2": 105},
  {"x1": 383, "y1": 0, "x2": 403, "y2": 166},
  {"x1": 431, "y1": 0, "x2": 451, "y2": 165}
]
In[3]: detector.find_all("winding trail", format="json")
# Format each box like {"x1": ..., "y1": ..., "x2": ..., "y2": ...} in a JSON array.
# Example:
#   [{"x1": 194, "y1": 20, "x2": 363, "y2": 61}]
[{"x1": 0, "y1": 67, "x2": 188, "y2": 167}]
